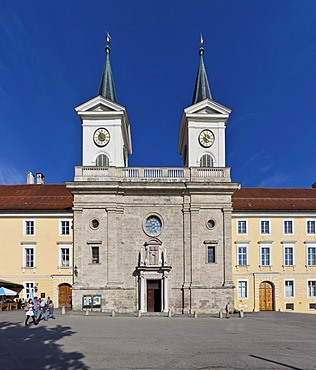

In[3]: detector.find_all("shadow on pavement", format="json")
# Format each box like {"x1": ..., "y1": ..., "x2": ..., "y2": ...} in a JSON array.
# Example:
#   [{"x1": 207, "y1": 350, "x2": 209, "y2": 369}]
[
  {"x1": 0, "y1": 320, "x2": 88, "y2": 370},
  {"x1": 250, "y1": 355, "x2": 303, "y2": 370}
]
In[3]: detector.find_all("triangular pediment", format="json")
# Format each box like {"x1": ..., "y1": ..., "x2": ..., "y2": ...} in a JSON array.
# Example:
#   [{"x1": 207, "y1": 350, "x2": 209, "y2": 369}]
[
  {"x1": 87, "y1": 104, "x2": 113, "y2": 112},
  {"x1": 75, "y1": 95, "x2": 125, "y2": 114},
  {"x1": 184, "y1": 98, "x2": 231, "y2": 116}
]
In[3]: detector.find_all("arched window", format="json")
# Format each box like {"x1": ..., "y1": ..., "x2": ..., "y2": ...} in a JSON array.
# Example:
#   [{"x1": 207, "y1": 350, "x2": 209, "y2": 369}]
[
  {"x1": 200, "y1": 154, "x2": 213, "y2": 168},
  {"x1": 96, "y1": 154, "x2": 109, "y2": 167}
]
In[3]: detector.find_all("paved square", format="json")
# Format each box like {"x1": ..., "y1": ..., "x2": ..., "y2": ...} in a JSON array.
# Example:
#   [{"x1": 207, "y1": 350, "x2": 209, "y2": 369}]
[{"x1": 0, "y1": 310, "x2": 315, "y2": 369}]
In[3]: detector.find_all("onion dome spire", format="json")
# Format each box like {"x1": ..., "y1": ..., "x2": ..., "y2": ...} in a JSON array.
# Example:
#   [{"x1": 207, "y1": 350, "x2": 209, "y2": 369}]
[
  {"x1": 192, "y1": 34, "x2": 212, "y2": 105},
  {"x1": 98, "y1": 32, "x2": 117, "y2": 102}
]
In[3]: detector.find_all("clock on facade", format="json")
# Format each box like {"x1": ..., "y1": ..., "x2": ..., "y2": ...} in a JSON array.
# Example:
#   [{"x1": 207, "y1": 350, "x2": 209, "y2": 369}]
[
  {"x1": 93, "y1": 128, "x2": 110, "y2": 147},
  {"x1": 145, "y1": 215, "x2": 162, "y2": 236},
  {"x1": 198, "y1": 129, "x2": 215, "y2": 148}
]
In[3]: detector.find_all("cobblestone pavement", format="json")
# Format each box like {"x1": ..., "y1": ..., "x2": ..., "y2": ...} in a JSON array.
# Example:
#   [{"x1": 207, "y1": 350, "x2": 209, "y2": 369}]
[{"x1": 0, "y1": 310, "x2": 316, "y2": 369}]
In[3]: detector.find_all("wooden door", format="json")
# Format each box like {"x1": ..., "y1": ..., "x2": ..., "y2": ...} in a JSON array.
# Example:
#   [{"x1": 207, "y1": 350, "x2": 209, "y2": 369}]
[
  {"x1": 259, "y1": 282, "x2": 273, "y2": 311},
  {"x1": 147, "y1": 280, "x2": 161, "y2": 312},
  {"x1": 58, "y1": 284, "x2": 72, "y2": 308}
]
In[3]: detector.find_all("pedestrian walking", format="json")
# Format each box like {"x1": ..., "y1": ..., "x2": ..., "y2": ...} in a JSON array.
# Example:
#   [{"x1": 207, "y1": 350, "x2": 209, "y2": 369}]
[
  {"x1": 37, "y1": 298, "x2": 48, "y2": 321},
  {"x1": 25, "y1": 299, "x2": 38, "y2": 326},
  {"x1": 33, "y1": 296, "x2": 39, "y2": 319},
  {"x1": 225, "y1": 301, "x2": 230, "y2": 319},
  {"x1": 47, "y1": 299, "x2": 56, "y2": 319}
]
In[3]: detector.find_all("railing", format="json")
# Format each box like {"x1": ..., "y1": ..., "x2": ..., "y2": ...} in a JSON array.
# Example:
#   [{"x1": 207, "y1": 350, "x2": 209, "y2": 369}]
[{"x1": 74, "y1": 166, "x2": 231, "y2": 182}]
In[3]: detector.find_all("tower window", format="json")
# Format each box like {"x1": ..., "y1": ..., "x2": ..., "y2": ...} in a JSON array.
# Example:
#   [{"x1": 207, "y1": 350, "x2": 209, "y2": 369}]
[
  {"x1": 200, "y1": 154, "x2": 213, "y2": 168},
  {"x1": 207, "y1": 246, "x2": 216, "y2": 263},
  {"x1": 92, "y1": 247, "x2": 100, "y2": 264},
  {"x1": 96, "y1": 154, "x2": 109, "y2": 167}
]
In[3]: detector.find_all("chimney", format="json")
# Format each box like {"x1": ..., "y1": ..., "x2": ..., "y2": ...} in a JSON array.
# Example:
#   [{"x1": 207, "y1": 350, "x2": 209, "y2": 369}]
[
  {"x1": 27, "y1": 171, "x2": 35, "y2": 184},
  {"x1": 36, "y1": 172, "x2": 45, "y2": 185}
]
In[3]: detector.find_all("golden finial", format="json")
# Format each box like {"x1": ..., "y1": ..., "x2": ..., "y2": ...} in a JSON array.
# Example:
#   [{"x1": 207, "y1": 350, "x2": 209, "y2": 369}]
[
  {"x1": 106, "y1": 32, "x2": 111, "y2": 45},
  {"x1": 200, "y1": 33, "x2": 204, "y2": 46}
]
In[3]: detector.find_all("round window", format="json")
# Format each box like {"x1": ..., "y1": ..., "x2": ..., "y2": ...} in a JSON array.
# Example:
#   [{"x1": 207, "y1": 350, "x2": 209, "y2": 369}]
[
  {"x1": 206, "y1": 219, "x2": 215, "y2": 229},
  {"x1": 91, "y1": 219, "x2": 100, "y2": 229},
  {"x1": 144, "y1": 215, "x2": 162, "y2": 236}
]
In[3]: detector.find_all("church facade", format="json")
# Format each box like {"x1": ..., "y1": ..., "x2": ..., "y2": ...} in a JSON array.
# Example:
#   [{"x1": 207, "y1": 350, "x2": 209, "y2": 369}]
[{"x1": 67, "y1": 39, "x2": 239, "y2": 313}]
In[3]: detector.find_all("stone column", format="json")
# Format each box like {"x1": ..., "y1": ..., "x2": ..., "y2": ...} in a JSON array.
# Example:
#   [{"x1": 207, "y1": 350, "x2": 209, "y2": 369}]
[
  {"x1": 140, "y1": 275, "x2": 145, "y2": 312},
  {"x1": 163, "y1": 275, "x2": 169, "y2": 312}
]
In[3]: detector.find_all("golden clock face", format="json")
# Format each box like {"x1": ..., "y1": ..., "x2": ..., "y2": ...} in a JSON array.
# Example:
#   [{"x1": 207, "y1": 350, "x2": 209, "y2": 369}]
[
  {"x1": 93, "y1": 128, "x2": 110, "y2": 147},
  {"x1": 199, "y1": 129, "x2": 215, "y2": 148}
]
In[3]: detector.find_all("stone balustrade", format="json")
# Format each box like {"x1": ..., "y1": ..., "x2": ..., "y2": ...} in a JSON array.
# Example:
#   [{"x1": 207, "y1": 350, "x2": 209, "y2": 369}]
[{"x1": 74, "y1": 166, "x2": 231, "y2": 182}]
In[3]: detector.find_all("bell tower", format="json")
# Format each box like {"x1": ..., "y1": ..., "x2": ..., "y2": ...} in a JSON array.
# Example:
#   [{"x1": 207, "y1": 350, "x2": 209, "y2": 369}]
[
  {"x1": 178, "y1": 37, "x2": 231, "y2": 168},
  {"x1": 75, "y1": 34, "x2": 132, "y2": 167}
]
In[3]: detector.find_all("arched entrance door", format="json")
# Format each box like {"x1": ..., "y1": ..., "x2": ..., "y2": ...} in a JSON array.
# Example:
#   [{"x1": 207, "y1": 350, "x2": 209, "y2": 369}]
[
  {"x1": 259, "y1": 281, "x2": 274, "y2": 311},
  {"x1": 58, "y1": 283, "x2": 72, "y2": 308}
]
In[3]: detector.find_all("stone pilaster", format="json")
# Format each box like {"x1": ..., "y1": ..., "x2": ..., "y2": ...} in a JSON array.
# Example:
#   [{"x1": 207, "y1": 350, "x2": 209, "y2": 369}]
[
  {"x1": 223, "y1": 208, "x2": 234, "y2": 287},
  {"x1": 106, "y1": 206, "x2": 119, "y2": 285},
  {"x1": 190, "y1": 207, "x2": 201, "y2": 285}
]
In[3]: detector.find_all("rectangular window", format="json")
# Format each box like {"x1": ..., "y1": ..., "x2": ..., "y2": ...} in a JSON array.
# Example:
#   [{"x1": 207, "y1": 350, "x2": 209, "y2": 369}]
[
  {"x1": 237, "y1": 246, "x2": 247, "y2": 266},
  {"x1": 60, "y1": 220, "x2": 70, "y2": 235},
  {"x1": 308, "y1": 281, "x2": 316, "y2": 297},
  {"x1": 237, "y1": 220, "x2": 247, "y2": 234},
  {"x1": 307, "y1": 247, "x2": 316, "y2": 266},
  {"x1": 261, "y1": 247, "x2": 270, "y2": 266},
  {"x1": 309, "y1": 303, "x2": 316, "y2": 310},
  {"x1": 260, "y1": 220, "x2": 270, "y2": 235},
  {"x1": 284, "y1": 220, "x2": 293, "y2": 234},
  {"x1": 24, "y1": 282, "x2": 35, "y2": 300},
  {"x1": 284, "y1": 247, "x2": 294, "y2": 266},
  {"x1": 61, "y1": 248, "x2": 70, "y2": 267},
  {"x1": 24, "y1": 220, "x2": 35, "y2": 235},
  {"x1": 284, "y1": 280, "x2": 294, "y2": 298},
  {"x1": 92, "y1": 247, "x2": 100, "y2": 264},
  {"x1": 286, "y1": 303, "x2": 294, "y2": 310},
  {"x1": 238, "y1": 280, "x2": 248, "y2": 298},
  {"x1": 307, "y1": 220, "x2": 316, "y2": 234},
  {"x1": 25, "y1": 248, "x2": 34, "y2": 267},
  {"x1": 207, "y1": 246, "x2": 216, "y2": 263}
]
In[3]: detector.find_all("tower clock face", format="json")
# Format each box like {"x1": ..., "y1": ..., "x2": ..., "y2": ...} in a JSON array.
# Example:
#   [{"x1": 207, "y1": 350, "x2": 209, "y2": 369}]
[
  {"x1": 93, "y1": 128, "x2": 110, "y2": 147},
  {"x1": 199, "y1": 129, "x2": 215, "y2": 148}
]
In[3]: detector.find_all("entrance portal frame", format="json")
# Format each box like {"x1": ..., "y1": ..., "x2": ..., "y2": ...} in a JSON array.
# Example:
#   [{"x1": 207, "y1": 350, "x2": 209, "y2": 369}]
[{"x1": 138, "y1": 269, "x2": 171, "y2": 313}]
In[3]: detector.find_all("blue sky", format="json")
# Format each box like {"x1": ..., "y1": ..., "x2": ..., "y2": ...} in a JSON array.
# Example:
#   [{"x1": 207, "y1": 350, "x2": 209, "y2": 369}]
[{"x1": 1, "y1": 1, "x2": 316, "y2": 188}]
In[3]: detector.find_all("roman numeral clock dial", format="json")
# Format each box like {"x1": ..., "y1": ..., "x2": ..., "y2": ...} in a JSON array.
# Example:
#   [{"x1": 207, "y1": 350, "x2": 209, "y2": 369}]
[
  {"x1": 93, "y1": 128, "x2": 110, "y2": 147},
  {"x1": 198, "y1": 129, "x2": 215, "y2": 148}
]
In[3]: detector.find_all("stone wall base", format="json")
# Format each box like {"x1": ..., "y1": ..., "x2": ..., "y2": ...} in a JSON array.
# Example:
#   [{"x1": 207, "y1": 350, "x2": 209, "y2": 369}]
[{"x1": 72, "y1": 285, "x2": 234, "y2": 314}]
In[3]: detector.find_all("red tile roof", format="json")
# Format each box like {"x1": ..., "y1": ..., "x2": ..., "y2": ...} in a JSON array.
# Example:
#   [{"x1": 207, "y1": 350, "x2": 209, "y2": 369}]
[
  {"x1": 0, "y1": 185, "x2": 73, "y2": 211},
  {"x1": 233, "y1": 188, "x2": 316, "y2": 211},
  {"x1": 1, "y1": 185, "x2": 315, "y2": 212}
]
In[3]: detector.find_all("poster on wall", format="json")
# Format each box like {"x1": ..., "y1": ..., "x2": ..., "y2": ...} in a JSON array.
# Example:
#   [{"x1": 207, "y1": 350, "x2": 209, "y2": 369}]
[
  {"x1": 93, "y1": 295, "x2": 102, "y2": 308},
  {"x1": 82, "y1": 295, "x2": 92, "y2": 308}
]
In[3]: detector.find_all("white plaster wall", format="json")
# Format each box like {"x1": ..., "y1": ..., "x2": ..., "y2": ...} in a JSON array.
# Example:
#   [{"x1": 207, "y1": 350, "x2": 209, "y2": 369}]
[
  {"x1": 82, "y1": 118, "x2": 125, "y2": 167},
  {"x1": 187, "y1": 119, "x2": 226, "y2": 167}
]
